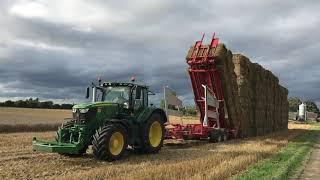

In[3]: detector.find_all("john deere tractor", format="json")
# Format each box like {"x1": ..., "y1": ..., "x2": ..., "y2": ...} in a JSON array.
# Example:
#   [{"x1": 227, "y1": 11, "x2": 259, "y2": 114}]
[{"x1": 32, "y1": 81, "x2": 167, "y2": 161}]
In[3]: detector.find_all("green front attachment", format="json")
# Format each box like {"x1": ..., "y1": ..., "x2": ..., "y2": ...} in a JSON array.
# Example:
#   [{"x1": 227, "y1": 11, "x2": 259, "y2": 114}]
[
  {"x1": 32, "y1": 138, "x2": 83, "y2": 154},
  {"x1": 32, "y1": 125, "x2": 87, "y2": 154}
]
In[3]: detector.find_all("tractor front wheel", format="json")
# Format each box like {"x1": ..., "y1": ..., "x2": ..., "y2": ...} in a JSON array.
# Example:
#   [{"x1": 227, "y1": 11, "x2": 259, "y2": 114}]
[
  {"x1": 92, "y1": 125, "x2": 128, "y2": 161},
  {"x1": 139, "y1": 113, "x2": 165, "y2": 153}
]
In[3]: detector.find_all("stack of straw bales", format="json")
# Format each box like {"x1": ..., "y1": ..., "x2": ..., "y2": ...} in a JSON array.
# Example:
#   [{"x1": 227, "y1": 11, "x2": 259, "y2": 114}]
[{"x1": 210, "y1": 44, "x2": 241, "y2": 130}]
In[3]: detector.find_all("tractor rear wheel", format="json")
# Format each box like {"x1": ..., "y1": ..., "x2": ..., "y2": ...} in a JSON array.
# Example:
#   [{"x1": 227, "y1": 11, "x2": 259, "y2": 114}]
[
  {"x1": 139, "y1": 113, "x2": 165, "y2": 153},
  {"x1": 92, "y1": 125, "x2": 128, "y2": 161}
]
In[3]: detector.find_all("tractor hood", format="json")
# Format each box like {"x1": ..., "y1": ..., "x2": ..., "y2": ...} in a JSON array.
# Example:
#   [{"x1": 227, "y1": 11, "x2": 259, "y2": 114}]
[
  {"x1": 73, "y1": 102, "x2": 121, "y2": 118},
  {"x1": 73, "y1": 102, "x2": 120, "y2": 109}
]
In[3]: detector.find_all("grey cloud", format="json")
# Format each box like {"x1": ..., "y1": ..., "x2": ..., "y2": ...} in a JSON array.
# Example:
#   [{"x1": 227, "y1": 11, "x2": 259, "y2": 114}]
[{"x1": 0, "y1": 0, "x2": 320, "y2": 106}]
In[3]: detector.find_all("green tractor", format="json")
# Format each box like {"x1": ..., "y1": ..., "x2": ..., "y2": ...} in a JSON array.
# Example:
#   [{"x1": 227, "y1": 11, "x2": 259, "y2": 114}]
[{"x1": 32, "y1": 80, "x2": 167, "y2": 161}]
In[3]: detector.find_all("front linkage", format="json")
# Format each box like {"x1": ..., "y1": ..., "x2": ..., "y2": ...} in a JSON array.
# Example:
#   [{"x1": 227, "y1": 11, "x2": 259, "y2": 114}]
[{"x1": 32, "y1": 123, "x2": 88, "y2": 155}]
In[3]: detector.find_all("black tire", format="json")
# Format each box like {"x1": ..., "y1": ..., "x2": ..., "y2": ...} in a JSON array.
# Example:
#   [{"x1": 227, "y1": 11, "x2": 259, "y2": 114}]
[
  {"x1": 92, "y1": 125, "x2": 128, "y2": 161},
  {"x1": 209, "y1": 129, "x2": 222, "y2": 143},
  {"x1": 138, "y1": 113, "x2": 165, "y2": 153},
  {"x1": 222, "y1": 131, "x2": 228, "y2": 141}
]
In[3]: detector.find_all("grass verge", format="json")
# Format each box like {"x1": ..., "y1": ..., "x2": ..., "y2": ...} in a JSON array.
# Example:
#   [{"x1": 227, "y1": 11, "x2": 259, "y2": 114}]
[{"x1": 235, "y1": 124, "x2": 320, "y2": 180}]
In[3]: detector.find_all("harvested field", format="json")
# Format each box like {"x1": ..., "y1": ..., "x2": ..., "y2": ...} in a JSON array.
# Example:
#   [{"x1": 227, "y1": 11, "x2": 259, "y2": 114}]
[
  {"x1": 0, "y1": 107, "x2": 199, "y2": 133},
  {"x1": 0, "y1": 107, "x2": 71, "y2": 133},
  {"x1": 0, "y1": 123, "x2": 311, "y2": 179},
  {"x1": 0, "y1": 107, "x2": 71, "y2": 125}
]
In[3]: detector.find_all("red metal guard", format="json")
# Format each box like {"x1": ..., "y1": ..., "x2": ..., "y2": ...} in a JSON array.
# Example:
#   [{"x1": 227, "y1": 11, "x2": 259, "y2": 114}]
[
  {"x1": 186, "y1": 33, "x2": 226, "y2": 128},
  {"x1": 165, "y1": 33, "x2": 235, "y2": 140}
]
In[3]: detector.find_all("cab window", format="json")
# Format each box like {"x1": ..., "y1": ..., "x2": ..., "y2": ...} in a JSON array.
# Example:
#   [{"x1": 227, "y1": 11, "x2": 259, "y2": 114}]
[
  {"x1": 103, "y1": 86, "x2": 129, "y2": 104},
  {"x1": 132, "y1": 86, "x2": 142, "y2": 110}
]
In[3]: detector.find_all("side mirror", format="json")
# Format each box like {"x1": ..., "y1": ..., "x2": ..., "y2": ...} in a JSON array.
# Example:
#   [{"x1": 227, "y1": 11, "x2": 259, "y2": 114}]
[
  {"x1": 86, "y1": 87, "x2": 90, "y2": 98},
  {"x1": 135, "y1": 87, "x2": 141, "y2": 99}
]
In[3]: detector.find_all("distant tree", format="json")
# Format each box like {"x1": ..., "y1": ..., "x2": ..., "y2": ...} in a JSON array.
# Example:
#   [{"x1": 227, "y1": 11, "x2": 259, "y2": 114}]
[
  {"x1": 0, "y1": 98, "x2": 73, "y2": 109},
  {"x1": 288, "y1": 97, "x2": 302, "y2": 112},
  {"x1": 39, "y1": 101, "x2": 53, "y2": 109},
  {"x1": 52, "y1": 104, "x2": 61, "y2": 109},
  {"x1": 288, "y1": 97, "x2": 320, "y2": 115},
  {"x1": 4, "y1": 100, "x2": 14, "y2": 107},
  {"x1": 25, "y1": 98, "x2": 40, "y2": 108},
  {"x1": 60, "y1": 104, "x2": 73, "y2": 109},
  {"x1": 14, "y1": 100, "x2": 27, "y2": 107},
  {"x1": 305, "y1": 101, "x2": 320, "y2": 115}
]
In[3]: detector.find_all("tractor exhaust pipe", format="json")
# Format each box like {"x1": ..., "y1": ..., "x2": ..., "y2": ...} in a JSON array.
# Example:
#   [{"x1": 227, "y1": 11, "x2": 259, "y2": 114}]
[{"x1": 92, "y1": 86, "x2": 96, "y2": 102}]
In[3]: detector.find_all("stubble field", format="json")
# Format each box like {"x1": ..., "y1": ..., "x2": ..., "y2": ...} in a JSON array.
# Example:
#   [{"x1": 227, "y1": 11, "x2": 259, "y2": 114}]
[
  {"x1": 0, "y1": 107, "x2": 312, "y2": 179},
  {"x1": 0, "y1": 107, "x2": 71, "y2": 132}
]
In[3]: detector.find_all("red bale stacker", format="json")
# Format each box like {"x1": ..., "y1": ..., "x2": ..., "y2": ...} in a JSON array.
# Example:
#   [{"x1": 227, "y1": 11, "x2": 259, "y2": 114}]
[{"x1": 165, "y1": 34, "x2": 239, "y2": 142}]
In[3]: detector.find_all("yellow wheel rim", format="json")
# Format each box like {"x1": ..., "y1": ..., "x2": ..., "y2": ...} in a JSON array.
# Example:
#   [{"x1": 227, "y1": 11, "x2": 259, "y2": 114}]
[
  {"x1": 109, "y1": 132, "x2": 124, "y2": 156},
  {"x1": 149, "y1": 121, "x2": 162, "y2": 148}
]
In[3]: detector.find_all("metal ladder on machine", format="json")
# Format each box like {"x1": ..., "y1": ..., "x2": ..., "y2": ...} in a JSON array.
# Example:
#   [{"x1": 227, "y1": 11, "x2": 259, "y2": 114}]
[
  {"x1": 202, "y1": 84, "x2": 220, "y2": 128},
  {"x1": 186, "y1": 33, "x2": 226, "y2": 130},
  {"x1": 165, "y1": 33, "x2": 236, "y2": 140}
]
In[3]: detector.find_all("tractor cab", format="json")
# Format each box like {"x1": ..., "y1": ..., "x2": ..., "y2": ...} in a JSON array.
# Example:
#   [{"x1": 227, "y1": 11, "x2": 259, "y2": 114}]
[{"x1": 88, "y1": 82, "x2": 151, "y2": 112}]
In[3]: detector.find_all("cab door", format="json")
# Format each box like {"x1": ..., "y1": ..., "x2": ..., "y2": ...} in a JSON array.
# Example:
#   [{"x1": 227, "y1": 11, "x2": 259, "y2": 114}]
[{"x1": 131, "y1": 86, "x2": 143, "y2": 114}]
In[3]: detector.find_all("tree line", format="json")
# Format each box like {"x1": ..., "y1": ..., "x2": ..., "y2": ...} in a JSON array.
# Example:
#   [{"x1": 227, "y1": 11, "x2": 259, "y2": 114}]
[
  {"x1": 0, "y1": 98, "x2": 73, "y2": 109},
  {"x1": 160, "y1": 97, "x2": 320, "y2": 117},
  {"x1": 288, "y1": 97, "x2": 320, "y2": 115}
]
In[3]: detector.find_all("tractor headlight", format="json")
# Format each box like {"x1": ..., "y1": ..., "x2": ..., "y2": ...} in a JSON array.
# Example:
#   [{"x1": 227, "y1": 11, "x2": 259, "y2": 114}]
[
  {"x1": 79, "y1": 108, "x2": 89, "y2": 113},
  {"x1": 72, "y1": 108, "x2": 77, "y2": 113}
]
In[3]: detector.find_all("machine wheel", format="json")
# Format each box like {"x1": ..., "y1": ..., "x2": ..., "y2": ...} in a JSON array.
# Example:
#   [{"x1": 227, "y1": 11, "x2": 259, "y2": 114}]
[
  {"x1": 92, "y1": 125, "x2": 128, "y2": 161},
  {"x1": 222, "y1": 131, "x2": 228, "y2": 141},
  {"x1": 139, "y1": 113, "x2": 165, "y2": 153},
  {"x1": 209, "y1": 129, "x2": 222, "y2": 143}
]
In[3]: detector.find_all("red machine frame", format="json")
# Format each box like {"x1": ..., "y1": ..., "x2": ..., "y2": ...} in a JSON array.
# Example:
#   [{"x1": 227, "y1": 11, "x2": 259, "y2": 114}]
[{"x1": 165, "y1": 34, "x2": 238, "y2": 140}]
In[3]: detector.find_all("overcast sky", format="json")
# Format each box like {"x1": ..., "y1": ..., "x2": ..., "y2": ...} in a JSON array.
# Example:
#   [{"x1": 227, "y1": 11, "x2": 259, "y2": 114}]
[{"x1": 0, "y1": 0, "x2": 320, "y2": 106}]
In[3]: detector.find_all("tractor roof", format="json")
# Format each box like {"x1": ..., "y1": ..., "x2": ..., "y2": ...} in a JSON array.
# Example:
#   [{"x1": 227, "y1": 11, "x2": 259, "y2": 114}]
[{"x1": 102, "y1": 82, "x2": 148, "y2": 89}]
